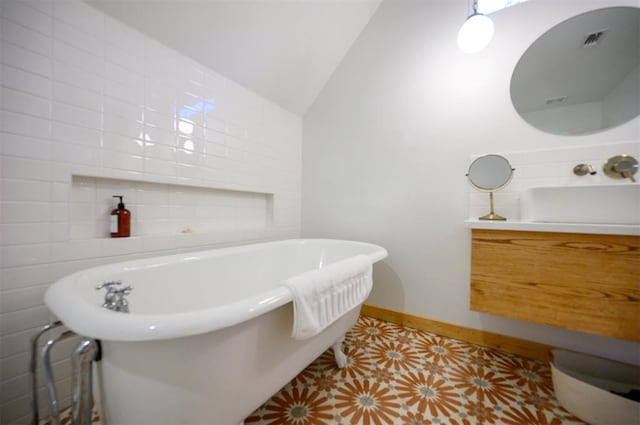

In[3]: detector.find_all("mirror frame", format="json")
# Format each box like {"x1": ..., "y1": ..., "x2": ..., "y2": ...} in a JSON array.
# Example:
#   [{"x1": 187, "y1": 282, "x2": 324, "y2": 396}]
[{"x1": 467, "y1": 154, "x2": 515, "y2": 192}]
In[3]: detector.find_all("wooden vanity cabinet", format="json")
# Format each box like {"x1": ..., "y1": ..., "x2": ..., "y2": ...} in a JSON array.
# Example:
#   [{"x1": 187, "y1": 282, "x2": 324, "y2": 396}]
[{"x1": 470, "y1": 229, "x2": 640, "y2": 341}]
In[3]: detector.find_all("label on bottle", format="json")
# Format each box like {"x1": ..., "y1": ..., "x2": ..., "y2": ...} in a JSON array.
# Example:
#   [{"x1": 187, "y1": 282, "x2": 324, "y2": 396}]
[{"x1": 110, "y1": 215, "x2": 118, "y2": 233}]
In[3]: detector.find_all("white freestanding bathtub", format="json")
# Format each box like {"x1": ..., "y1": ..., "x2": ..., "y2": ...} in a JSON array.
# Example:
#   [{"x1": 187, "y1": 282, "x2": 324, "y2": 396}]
[{"x1": 45, "y1": 239, "x2": 387, "y2": 425}]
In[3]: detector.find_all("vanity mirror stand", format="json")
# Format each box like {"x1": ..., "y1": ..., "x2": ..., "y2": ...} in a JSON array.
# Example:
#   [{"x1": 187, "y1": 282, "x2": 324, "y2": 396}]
[{"x1": 466, "y1": 154, "x2": 515, "y2": 221}]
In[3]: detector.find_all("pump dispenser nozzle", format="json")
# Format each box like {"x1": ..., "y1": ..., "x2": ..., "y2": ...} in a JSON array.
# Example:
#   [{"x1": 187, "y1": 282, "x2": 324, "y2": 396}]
[{"x1": 113, "y1": 195, "x2": 125, "y2": 209}]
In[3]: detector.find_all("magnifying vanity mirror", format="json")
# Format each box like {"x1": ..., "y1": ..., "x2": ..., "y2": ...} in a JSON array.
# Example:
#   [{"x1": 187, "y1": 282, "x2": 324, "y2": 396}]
[
  {"x1": 510, "y1": 7, "x2": 640, "y2": 135},
  {"x1": 466, "y1": 155, "x2": 515, "y2": 221}
]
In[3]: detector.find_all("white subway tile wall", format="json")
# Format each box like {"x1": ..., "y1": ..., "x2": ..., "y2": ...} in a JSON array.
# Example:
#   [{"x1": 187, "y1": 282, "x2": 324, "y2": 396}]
[
  {"x1": 0, "y1": 0, "x2": 302, "y2": 423},
  {"x1": 467, "y1": 141, "x2": 640, "y2": 221}
]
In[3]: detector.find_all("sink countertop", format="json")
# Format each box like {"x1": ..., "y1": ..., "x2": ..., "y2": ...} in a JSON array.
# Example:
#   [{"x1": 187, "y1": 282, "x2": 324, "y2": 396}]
[{"x1": 464, "y1": 219, "x2": 640, "y2": 236}]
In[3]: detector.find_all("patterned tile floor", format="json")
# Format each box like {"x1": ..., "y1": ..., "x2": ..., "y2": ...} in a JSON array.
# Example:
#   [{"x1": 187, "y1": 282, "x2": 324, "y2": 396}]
[
  {"x1": 44, "y1": 316, "x2": 585, "y2": 425},
  {"x1": 246, "y1": 316, "x2": 585, "y2": 425}
]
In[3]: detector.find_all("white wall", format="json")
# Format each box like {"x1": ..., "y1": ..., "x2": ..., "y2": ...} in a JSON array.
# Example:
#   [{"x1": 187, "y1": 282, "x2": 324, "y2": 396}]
[
  {"x1": 303, "y1": 0, "x2": 639, "y2": 368},
  {"x1": 0, "y1": 1, "x2": 301, "y2": 423}
]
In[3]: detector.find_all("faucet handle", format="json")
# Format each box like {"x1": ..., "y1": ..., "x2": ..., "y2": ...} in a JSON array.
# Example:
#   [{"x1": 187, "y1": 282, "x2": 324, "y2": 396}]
[
  {"x1": 622, "y1": 173, "x2": 636, "y2": 183},
  {"x1": 96, "y1": 281, "x2": 122, "y2": 291},
  {"x1": 112, "y1": 285, "x2": 132, "y2": 295},
  {"x1": 603, "y1": 155, "x2": 638, "y2": 182},
  {"x1": 96, "y1": 282, "x2": 132, "y2": 296}
]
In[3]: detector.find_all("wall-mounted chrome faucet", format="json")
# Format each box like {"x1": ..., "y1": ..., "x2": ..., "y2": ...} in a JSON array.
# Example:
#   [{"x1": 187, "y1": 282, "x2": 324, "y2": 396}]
[
  {"x1": 573, "y1": 164, "x2": 596, "y2": 176},
  {"x1": 603, "y1": 155, "x2": 638, "y2": 182},
  {"x1": 96, "y1": 281, "x2": 132, "y2": 313}
]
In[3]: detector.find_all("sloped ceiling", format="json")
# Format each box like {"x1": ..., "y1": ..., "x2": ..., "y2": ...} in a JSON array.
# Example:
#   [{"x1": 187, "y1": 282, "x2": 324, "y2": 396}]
[{"x1": 86, "y1": 0, "x2": 382, "y2": 116}]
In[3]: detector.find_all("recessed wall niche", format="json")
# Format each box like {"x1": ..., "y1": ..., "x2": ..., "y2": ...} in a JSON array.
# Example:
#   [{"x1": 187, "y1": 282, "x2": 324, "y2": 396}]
[{"x1": 70, "y1": 175, "x2": 273, "y2": 239}]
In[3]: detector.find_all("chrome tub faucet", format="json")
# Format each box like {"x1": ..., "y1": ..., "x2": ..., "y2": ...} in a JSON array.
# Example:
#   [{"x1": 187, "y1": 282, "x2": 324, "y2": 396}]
[{"x1": 96, "y1": 281, "x2": 132, "y2": 313}]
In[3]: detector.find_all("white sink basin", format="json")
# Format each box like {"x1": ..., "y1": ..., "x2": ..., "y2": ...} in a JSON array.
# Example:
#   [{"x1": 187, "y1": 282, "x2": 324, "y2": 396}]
[{"x1": 520, "y1": 184, "x2": 640, "y2": 225}]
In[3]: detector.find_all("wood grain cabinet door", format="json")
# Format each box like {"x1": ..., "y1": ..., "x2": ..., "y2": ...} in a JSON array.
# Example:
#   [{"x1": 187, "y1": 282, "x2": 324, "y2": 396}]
[{"x1": 470, "y1": 229, "x2": 640, "y2": 341}]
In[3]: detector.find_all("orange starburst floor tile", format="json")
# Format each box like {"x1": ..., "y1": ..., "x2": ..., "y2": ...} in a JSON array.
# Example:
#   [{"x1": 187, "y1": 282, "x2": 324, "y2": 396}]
[
  {"x1": 42, "y1": 316, "x2": 586, "y2": 425},
  {"x1": 246, "y1": 315, "x2": 585, "y2": 425}
]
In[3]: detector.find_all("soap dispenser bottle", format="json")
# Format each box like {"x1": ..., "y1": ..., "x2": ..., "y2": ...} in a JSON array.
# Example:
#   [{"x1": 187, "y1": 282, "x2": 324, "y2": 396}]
[{"x1": 110, "y1": 196, "x2": 131, "y2": 238}]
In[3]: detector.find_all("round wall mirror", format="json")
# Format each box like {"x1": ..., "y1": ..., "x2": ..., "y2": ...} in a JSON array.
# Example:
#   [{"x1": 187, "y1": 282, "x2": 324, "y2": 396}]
[
  {"x1": 510, "y1": 7, "x2": 640, "y2": 136},
  {"x1": 467, "y1": 155, "x2": 514, "y2": 221}
]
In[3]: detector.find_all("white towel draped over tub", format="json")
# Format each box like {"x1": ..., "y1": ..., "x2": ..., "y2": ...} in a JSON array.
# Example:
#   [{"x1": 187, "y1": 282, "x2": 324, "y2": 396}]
[{"x1": 281, "y1": 255, "x2": 373, "y2": 340}]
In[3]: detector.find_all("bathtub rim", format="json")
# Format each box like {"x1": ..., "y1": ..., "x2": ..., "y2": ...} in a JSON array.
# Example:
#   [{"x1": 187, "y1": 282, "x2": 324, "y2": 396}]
[{"x1": 44, "y1": 238, "x2": 388, "y2": 341}]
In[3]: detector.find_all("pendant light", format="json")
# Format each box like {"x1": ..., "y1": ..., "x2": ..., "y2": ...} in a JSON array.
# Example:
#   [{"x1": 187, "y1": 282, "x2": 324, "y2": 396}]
[{"x1": 457, "y1": 0, "x2": 494, "y2": 53}]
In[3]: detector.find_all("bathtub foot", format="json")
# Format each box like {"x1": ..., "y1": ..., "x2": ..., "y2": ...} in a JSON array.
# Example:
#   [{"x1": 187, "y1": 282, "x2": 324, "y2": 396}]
[{"x1": 332, "y1": 337, "x2": 347, "y2": 369}]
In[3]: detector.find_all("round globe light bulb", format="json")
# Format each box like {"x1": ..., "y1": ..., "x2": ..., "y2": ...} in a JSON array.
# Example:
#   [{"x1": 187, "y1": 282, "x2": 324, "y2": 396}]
[{"x1": 457, "y1": 13, "x2": 494, "y2": 53}]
